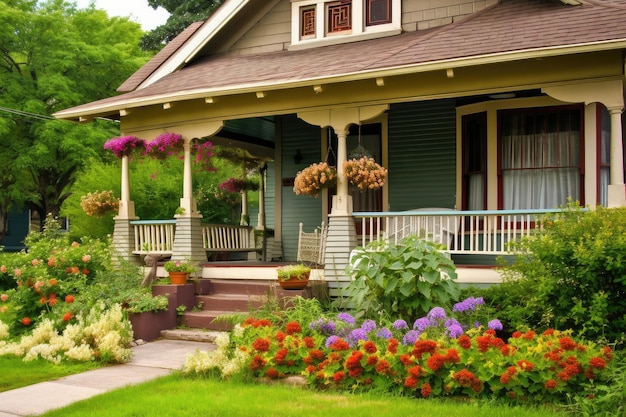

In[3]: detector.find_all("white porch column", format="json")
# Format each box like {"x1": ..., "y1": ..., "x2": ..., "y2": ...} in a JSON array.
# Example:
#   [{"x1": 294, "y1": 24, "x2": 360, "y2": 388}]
[
  {"x1": 298, "y1": 105, "x2": 388, "y2": 285},
  {"x1": 179, "y1": 137, "x2": 199, "y2": 216},
  {"x1": 608, "y1": 106, "x2": 626, "y2": 207},
  {"x1": 117, "y1": 155, "x2": 135, "y2": 219}
]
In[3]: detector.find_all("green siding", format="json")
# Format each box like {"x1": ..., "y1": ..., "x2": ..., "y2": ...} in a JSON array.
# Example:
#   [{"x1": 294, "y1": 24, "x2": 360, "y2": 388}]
[
  {"x1": 388, "y1": 100, "x2": 457, "y2": 211},
  {"x1": 280, "y1": 114, "x2": 324, "y2": 262},
  {"x1": 224, "y1": 117, "x2": 275, "y2": 142}
]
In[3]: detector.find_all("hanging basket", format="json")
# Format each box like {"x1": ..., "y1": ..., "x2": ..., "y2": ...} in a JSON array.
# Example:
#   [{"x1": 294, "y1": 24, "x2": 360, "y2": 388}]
[
  {"x1": 344, "y1": 157, "x2": 387, "y2": 191},
  {"x1": 293, "y1": 162, "x2": 337, "y2": 197}
]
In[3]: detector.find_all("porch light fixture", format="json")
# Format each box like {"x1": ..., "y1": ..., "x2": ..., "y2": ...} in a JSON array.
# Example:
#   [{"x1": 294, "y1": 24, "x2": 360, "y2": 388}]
[{"x1": 293, "y1": 149, "x2": 303, "y2": 164}]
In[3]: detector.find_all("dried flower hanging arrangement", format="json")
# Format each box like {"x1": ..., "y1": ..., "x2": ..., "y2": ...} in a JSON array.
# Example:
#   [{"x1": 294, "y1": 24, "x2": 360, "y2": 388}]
[
  {"x1": 293, "y1": 162, "x2": 337, "y2": 197},
  {"x1": 343, "y1": 157, "x2": 387, "y2": 190}
]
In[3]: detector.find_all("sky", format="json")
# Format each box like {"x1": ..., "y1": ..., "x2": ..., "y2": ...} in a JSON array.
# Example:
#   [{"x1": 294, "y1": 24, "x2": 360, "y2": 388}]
[{"x1": 74, "y1": 0, "x2": 170, "y2": 31}]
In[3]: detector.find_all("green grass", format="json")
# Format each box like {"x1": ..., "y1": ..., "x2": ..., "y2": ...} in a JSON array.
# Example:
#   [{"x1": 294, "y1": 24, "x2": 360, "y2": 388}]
[
  {"x1": 0, "y1": 355, "x2": 101, "y2": 392},
  {"x1": 40, "y1": 374, "x2": 567, "y2": 417}
]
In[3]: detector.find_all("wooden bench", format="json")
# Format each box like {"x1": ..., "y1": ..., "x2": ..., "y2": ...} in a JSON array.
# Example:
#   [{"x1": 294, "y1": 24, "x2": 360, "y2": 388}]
[{"x1": 202, "y1": 223, "x2": 262, "y2": 256}]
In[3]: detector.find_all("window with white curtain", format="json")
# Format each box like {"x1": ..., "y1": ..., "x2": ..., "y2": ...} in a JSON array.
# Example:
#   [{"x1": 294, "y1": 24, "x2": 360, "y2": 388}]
[
  {"x1": 600, "y1": 106, "x2": 611, "y2": 207},
  {"x1": 499, "y1": 106, "x2": 583, "y2": 210}
]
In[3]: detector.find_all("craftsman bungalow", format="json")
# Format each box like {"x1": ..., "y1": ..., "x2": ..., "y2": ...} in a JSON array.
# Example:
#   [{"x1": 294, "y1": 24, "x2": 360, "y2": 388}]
[{"x1": 55, "y1": 0, "x2": 626, "y2": 289}]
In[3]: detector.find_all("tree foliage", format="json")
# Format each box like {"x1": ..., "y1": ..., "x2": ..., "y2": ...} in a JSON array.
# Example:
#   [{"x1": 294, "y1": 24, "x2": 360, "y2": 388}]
[
  {"x1": 141, "y1": 0, "x2": 224, "y2": 51},
  {"x1": 0, "y1": 0, "x2": 151, "y2": 232}
]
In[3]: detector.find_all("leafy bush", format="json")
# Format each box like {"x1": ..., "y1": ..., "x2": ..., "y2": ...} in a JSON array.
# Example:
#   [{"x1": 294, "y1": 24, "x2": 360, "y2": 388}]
[
  {"x1": 344, "y1": 236, "x2": 460, "y2": 321},
  {"x1": 485, "y1": 204, "x2": 626, "y2": 344}
]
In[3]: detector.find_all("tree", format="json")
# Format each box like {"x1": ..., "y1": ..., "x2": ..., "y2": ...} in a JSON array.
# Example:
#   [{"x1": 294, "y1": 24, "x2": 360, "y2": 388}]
[
  {"x1": 141, "y1": 0, "x2": 224, "y2": 51},
  {"x1": 0, "y1": 0, "x2": 151, "y2": 230}
]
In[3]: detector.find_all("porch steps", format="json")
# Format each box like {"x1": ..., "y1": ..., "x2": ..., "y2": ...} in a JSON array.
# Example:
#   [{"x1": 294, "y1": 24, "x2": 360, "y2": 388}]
[{"x1": 179, "y1": 279, "x2": 310, "y2": 331}]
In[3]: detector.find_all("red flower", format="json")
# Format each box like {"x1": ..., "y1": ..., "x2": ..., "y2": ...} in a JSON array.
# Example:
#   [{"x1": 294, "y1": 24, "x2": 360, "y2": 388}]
[
  {"x1": 252, "y1": 338, "x2": 270, "y2": 352},
  {"x1": 48, "y1": 279, "x2": 58, "y2": 286},
  {"x1": 387, "y1": 338, "x2": 399, "y2": 354},
  {"x1": 65, "y1": 295, "x2": 75, "y2": 304},
  {"x1": 543, "y1": 328, "x2": 555, "y2": 336},
  {"x1": 404, "y1": 376, "x2": 418, "y2": 389},
  {"x1": 413, "y1": 340, "x2": 438, "y2": 358},
  {"x1": 457, "y1": 335, "x2": 472, "y2": 349},
  {"x1": 274, "y1": 348, "x2": 288, "y2": 364},
  {"x1": 331, "y1": 338, "x2": 350, "y2": 351},
  {"x1": 454, "y1": 369, "x2": 483, "y2": 393},
  {"x1": 421, "y1": 383, "x2": 433, "y2": 398},
  {"x1": 303, "y1": 336, "x2": 315, "y2": 348},
  {"x1": 40, "y1": 297, "x2": 47, "y2": 305},
  {"x1": 363, "y1": 340, "x2": 377, "y2": 354},
  {"x1": 274, "y1": 330, "x2": 286, "y2": 342},
  {"x1": 285, "y1": 321, "x2": 301, "y2": 335},
  {"x1": 399, "y1": 354, "x2": 413, "y2": 366},
  {"x1": 559, "y1": 337, "x2": 578, "y2": 351},
  {"x1": 589, "y1": 356, "x2": 606, "y2": 369},
  {"x1": 512, "y1": 331, "x2": 522, "y2": 338},
  {"x1": 62, "y1": 312, "x2": 73, "y2": 321},
  {"x1": 49, "y1": 298, "x2": 57, "y2": 307},
  {"x1": 366, "y1": 355, "x2": 378, "y2": 367},
  {"x1": 602, "y1": 346, "x2": 613, "y2": 361},
  {"x1": 265, "y1": 368, "x2": 279, "y2": 379},
  {"x1": 516, "y1": 360, "x2": 535, "y2": 372},
  {"x1": 346, "y1": 351, "x2": 363, "y2": 372},
  {"x1": 375, "y1": 359, "x2": 391, "y2": 375},
  {"x1": 545, "y1": 379, "x2": 558, "y2": 390},
  {"x1": 426, "y1": 353, "x2": 446, "y2": 372},
  {"x1": 249, "y1": 355, "x2": 266, "y2": 371},
  {"x1": 500, "y1": 373, "x2": 511, "y2": 385},
  {"x1": 522, "y1": 330, "x2": 536, "y2": 340},
  {"x1": 333, "y1": 371, "x2": 345, "y2": 383},
  {"x1": 408, "y1": 365, "x2": 421, "y2": 378},
  {"x1": 21, "y1": 317, "x2": 31, "y2": 326}
]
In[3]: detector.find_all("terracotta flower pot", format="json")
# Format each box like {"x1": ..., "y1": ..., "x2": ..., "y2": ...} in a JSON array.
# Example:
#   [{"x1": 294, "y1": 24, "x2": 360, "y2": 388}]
[
  {"x1": 278, "y1": 278, "x2": 310, "y2": 290},
  {"x1": 169, "y1": 272, "x2": 189, "y2": 285}
]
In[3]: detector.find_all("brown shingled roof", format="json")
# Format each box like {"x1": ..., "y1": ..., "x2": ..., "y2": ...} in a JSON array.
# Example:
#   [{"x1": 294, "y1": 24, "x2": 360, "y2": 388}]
[
  {"x1": 56, "y1": 0, "x2": 626, "y2": 118},
  {"x1": 117, "y1": 21, "x2": 205, "y2": 92}
]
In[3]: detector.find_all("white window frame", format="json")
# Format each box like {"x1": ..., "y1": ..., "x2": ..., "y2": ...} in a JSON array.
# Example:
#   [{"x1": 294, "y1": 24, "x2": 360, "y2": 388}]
[{"x1": 290, "y1": 0, "x2": 401, "y2": 50}]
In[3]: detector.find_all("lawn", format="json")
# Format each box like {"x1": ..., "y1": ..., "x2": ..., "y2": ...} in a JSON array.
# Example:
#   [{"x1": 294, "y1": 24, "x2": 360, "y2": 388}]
[
  {"x1": 39, "y1": 374, "x2": 567, "y2": 417},
  {"x1": 0, "y1": 355, "x2": 101, "y2": 392}
]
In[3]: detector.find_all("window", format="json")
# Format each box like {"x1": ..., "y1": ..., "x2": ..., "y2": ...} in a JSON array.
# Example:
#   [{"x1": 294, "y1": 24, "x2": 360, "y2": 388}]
[
  {"x1": 366, "y1": 0, "x2": 391, "y2": 25},
  {"x1": 498, "y1": 106, "x2": 583, "y2": 210},
  {"x1": 462, "y1": 113, "x2": 487, "y2": 210},
  {"x1": 599, "y1": 106, "x2": 610, "y2": 206},
  {"x1": 292, "y1": 0, "x2": 399, "y2": 48}
]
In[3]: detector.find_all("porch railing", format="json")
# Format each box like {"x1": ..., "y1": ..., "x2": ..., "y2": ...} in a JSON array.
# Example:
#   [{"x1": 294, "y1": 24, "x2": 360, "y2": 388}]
[
  {"x1": 353, "y1": 208, "x2": 574, "y2": 255},
  {"x1": 131, "y1": 220, "x2": 176, "y2": 254}
]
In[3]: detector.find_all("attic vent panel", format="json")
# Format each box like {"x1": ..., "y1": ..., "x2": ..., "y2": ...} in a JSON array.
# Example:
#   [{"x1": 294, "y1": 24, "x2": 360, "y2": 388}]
[
  {"x1": 301, "y1": 6, "x2": 316, "y2": 38},
  {"x1": 367, "y1": 0, "x2": 391, "y2": 26},
  {"x1": 328, "y1": 1, "x2": 352, "y2": 34}
]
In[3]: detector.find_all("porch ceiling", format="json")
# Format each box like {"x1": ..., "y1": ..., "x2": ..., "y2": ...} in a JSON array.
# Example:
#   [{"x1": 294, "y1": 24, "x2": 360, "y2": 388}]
[{"x1": 54, "y1": 0, "x2": 626, "y2": 122}]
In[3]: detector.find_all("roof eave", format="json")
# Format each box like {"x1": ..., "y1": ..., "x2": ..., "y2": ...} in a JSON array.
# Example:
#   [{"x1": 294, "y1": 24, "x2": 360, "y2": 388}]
[{"x1": 53, "y1": 39, "x2": 626, "y2": 121}]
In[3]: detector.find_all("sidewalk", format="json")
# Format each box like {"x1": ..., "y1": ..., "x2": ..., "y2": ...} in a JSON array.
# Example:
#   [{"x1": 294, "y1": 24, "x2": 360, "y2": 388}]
[{"x1": 0, "y1": 338, "x2": 216, "y2": 417}]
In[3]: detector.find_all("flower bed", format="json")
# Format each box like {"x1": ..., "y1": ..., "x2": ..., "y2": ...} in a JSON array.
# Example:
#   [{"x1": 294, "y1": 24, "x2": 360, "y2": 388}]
[{"x1": 183, "y1": 300, "x2": 615, "y2": 405}]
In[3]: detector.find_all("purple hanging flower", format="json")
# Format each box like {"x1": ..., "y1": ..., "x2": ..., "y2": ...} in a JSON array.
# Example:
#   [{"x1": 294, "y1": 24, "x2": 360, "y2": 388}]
[{"x1": 103, "y1": 136, "x2": 146, "y2": 158}]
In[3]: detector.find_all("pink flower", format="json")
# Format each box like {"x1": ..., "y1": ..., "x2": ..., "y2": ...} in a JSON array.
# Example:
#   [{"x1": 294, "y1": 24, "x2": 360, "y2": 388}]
[
  {"x1": 104, "y1": 136, "x2": 146, "y2": 158},
  {"x1": 31, "y1": 259, "x2": 40, "y2": 266},
  {"x1": 82, "y1": 255, "x2": 92, "y2": 263},
  {"x1": 14, "y1": 268, "x2": 21, "y2": 277},
  {"x1": 0, "y1": 294, "x2": 8, "y2": 302},
  {"x1": 1, "y1": 265, "x2": 7, "y2": 273}
]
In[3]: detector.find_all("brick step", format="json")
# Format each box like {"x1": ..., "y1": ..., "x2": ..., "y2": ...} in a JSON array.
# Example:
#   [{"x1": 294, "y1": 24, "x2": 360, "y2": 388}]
[
  {"x1": 180, "y1": 310, "x2": 240, "y2": 331},
  {"x1": 204, "y1": 279, "x2": 276, "y2": 295},
  {"x1": 195, "y1": 293, "x2": 266, "y2": 312}
]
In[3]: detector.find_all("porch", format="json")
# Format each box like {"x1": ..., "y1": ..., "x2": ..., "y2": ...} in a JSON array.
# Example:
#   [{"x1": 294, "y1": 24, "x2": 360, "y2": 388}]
[{"x1": 129, "y1": 207, "x2": 569, "y2": 287}]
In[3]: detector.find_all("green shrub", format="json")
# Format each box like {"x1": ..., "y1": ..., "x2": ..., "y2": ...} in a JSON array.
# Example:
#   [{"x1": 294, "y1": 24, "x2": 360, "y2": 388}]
[
  {"x1": 486, "y1": 204, "x2": 626, "y2": 344},
  {"x1": 344, "y1": 236, "x2": 460, "y2": 321}
]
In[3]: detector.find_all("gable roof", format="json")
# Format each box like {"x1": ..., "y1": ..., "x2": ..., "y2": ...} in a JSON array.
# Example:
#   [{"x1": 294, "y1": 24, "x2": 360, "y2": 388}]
[{"x1": 55, "y1": 0, "x2": 626, "y2": 120}]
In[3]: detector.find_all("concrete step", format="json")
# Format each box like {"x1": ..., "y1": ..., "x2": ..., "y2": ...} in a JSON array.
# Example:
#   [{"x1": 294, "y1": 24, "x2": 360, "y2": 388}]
[{"x1": 180, "y1": 310, "x2": 242, "y2": 331}]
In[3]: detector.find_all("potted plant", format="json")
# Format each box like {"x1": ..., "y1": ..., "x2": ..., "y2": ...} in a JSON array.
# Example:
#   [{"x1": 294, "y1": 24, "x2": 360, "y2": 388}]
[
  {"x1": 276, "y1": 264, "x2": 311, "y2": 290},
  {"x1": 164, "y1": 258, "x2": 196, "y2": 285},
  {"x1": 343, "y1": 156, "x2": 387, "y2": 190}
]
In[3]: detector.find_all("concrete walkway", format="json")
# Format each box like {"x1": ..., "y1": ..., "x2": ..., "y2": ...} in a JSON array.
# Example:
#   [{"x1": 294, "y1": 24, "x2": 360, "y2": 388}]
[{"x1": 0, "y1": 338, "x2": 216, "y2": 417}]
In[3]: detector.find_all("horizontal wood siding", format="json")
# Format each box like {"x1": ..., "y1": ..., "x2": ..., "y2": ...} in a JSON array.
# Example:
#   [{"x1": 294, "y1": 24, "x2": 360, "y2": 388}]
[
  {"x1": 0, "y1": 208, "x2": 29, "y2": 251},
  {"x1": 387, "y1": 100, "x2": 457, "y2": 211},
  {"x1": 265, "y1": 162, "x2": 276, "y2": 229},
  {"x1": 224, "y1": 117, "x2": 276, "y2": 143},
  {"x1": 280, "y1": 114, "x2": 324, "y2": 261}
]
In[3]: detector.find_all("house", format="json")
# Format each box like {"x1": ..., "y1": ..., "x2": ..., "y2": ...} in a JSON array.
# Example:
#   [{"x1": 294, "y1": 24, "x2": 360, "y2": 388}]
[{"x1": 54, "y1": 0, "x2": 626, "y2": 290}]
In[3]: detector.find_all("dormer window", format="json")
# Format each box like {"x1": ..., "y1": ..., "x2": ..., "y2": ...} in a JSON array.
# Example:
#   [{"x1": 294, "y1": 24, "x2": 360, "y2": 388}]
[{"x1": 291, "y1": 0, "x2": 401, "y2": 50}]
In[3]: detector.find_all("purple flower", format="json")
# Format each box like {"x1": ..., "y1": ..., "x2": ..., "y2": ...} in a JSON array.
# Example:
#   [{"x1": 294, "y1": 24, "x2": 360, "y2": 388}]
[
  {"x1": 452, "y1": 297, "x2": 485, "y2": 313},
  {"x1": 392, "y1": 319, "x2": 408, "y2": 330},
  {"x1": 445, "y1": 318, "x2": 464, "y2": 338},
  {"x1": 309, "y1": 318, "x2": 336, "y2": 335},
  {"x1": 376, "y1": 327, "x2": 393, "y2": 339},
  {"x1": 348, "y1": 328, "x2": 368, "y2": 345},
  {"x1": 488, "y1": 319, "x2": 503, "y2": 331},
  {"x1": 427, "y1": 307, "x2": 446, "y2": 322},
  {"x1": 337, "y1": 312, "x2": 355, "y2": 325},
  {"x1": 361, "y1": 319, "x2": 377, "y2": 333},
  {"x1": 325, "y1": 335, "x2": 339, "y2": 348},
  {"x1": 103, "y1": 136, "x2": 146, "y2": 158},
  {"x1": 413, "y1": 317, "x2": 431, "y2": 332},
  {"x1": 402, "y1": 330, "x2": 421, "y2": 345},
  {"x1": 146, "y1": 132, "x2": 183, "y2": 159}
]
